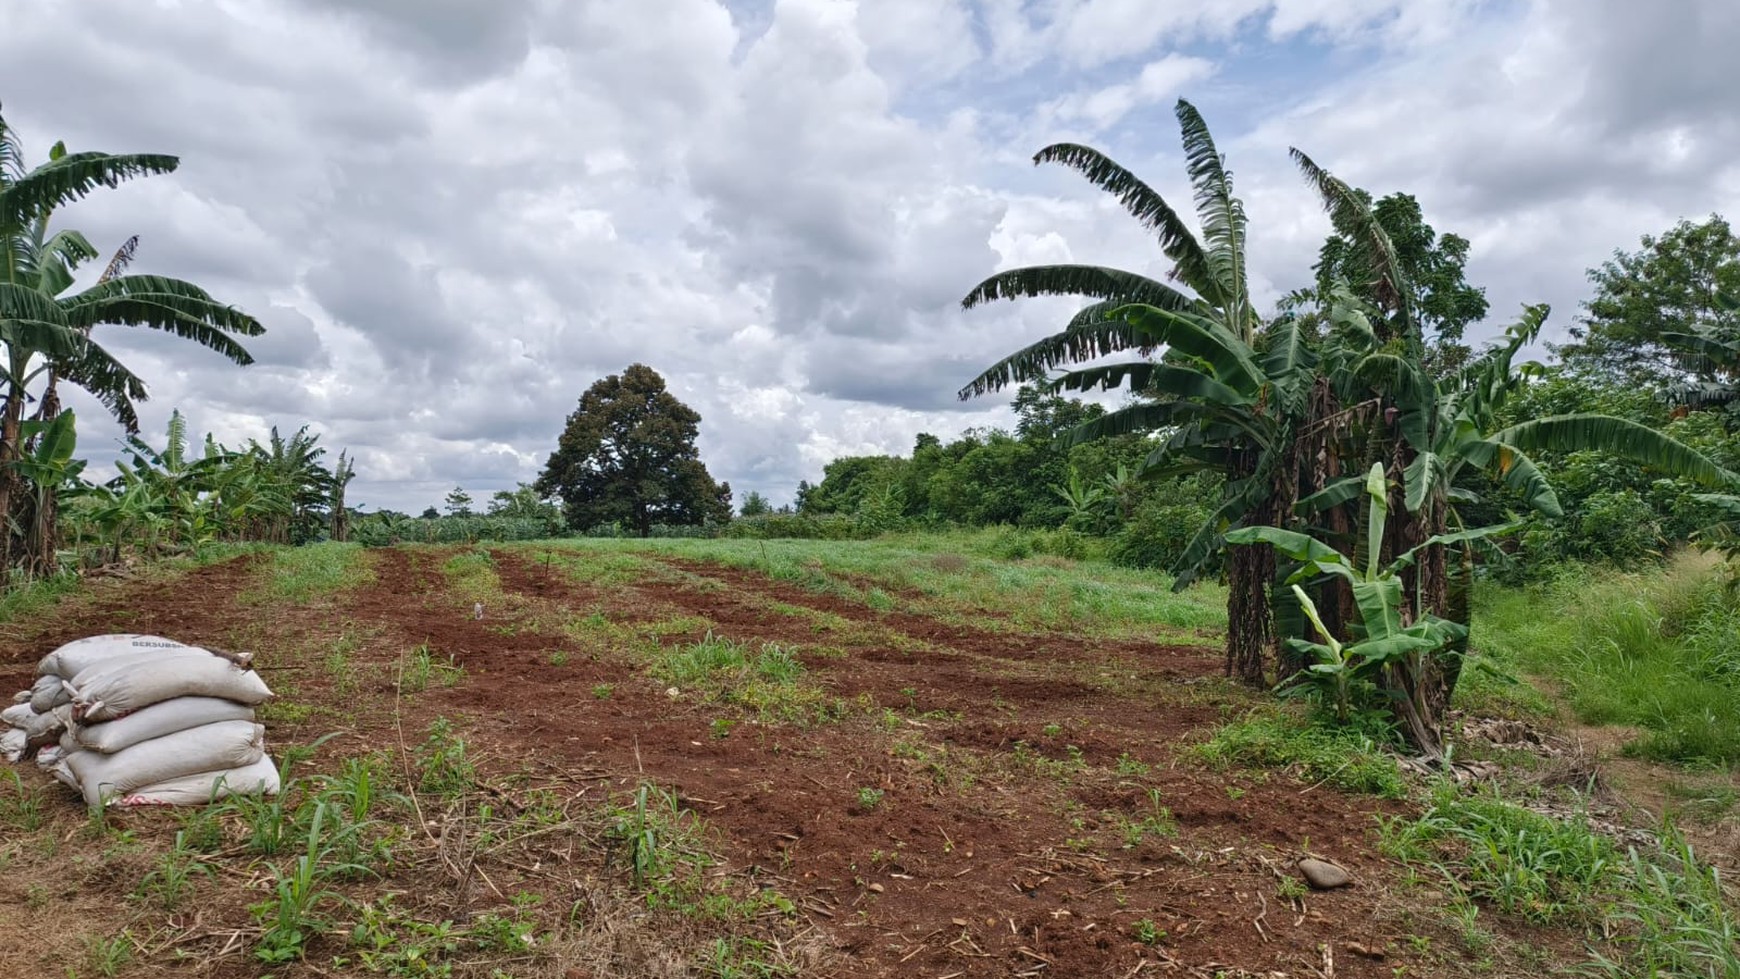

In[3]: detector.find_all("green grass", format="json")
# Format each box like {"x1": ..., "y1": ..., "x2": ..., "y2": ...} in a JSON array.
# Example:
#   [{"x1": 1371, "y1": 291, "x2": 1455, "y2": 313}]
[
  {"x1": 439, "y1": 546, "x2": 503, "y2": 604},
  {"x1": 508, "y1": 530, "x2": 1226, "y2": 642},
  {"x1": 652, "y1": 632, "x2": 836, "y2": 723},
  {"x1": 1380, "y1": 780, "x2": 1740, "y2": 976},
  {"x1": 1476, "y1": 552, "x2": 1740, "y2": 765},
  {"x1": 244, "y1": 542, "x2": 376, "y2": 605},
  {"x1": 0, "y1": 570, "x2": 83, "y2": 624},
  {"x1": 1193, "y1": 707, "x2": 1407, "y2": 797}
]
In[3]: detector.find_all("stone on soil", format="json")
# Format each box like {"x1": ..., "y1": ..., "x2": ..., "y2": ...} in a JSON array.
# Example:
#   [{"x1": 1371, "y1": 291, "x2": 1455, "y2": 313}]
[{"x1": 1298, "y1": 858, "x2": 1352, "y2": 890}]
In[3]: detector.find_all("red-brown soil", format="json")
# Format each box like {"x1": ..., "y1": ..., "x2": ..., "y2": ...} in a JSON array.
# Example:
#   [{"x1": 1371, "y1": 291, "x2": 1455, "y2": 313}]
[{"x1": 0, "y1": 547, "x2": 1555, "y2": 978}]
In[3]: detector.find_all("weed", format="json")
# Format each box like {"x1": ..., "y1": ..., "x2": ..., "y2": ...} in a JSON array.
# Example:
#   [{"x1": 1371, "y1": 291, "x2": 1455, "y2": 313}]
[
  {"x1": 1195, "y1": 708, "x2": 1406, "y2": 798},
  {"x1": 326, "y1": 647, "x2": 359, "y2": 696},
  {"x1": 350, "y1": 895, "x2": 461, "y2": 975},
  {"x1": 416, "y1": 718, "x2": 475, "y2": 796},
  {"x1": 253, "y1": 802, "x2": 369, "y2": 962},
  {"x1": 0, "y1": 768, "x2": 47, "y2": 831},
  {"x1": 653, "y1": 633, "x2": 828, "y2": 723},
  {"x1": 1582, "y1": 827, "x2": 1740, "y2": 977},
  {"x1": 856, "y1": 787, "x2": 885, "y2": 811},
  {"x1": 1114, "y1": 752, "x2": 1151, "y2": 777},
  {"x1": 245, "y1": 543, "x2": 375, "y2": 605},
  {"x1": 259, "y1": 699, "x2": 318, "y2": 724},
  {"x1": 134, "y1": 830, "x2": 212, "y2": 910},
  {"x1": 609, "y1": 783, "x2": 708, "y2": 891},
  {"x1": 592, "y1": 683, "x2": 614, "y2": 699},
  {"x1": 1276, "y1": 874, "x2": 1308, "y2": 902},
  {"x1": 1377, "y1": 782, "x2": 1617, "y2": 923},
  {"x1": 1476, "y1": 554, "x2": 1740, "y2": 763},
  {"x1": 1111, "y1": 789, "x2": 1176, "y2": 848},
  {"x1": 84, "y1": 930, "x2": 133, "y2": 978},
  {"x1": 401, "y1": 643, "x2": 464, "y2": 693},
  {"x1": 1131, "y1": 918, "x2": 1165, "y2": 945},
  {"x1": 549, "y1": 649, "x2": 569, "y2": 666},
  {"x1": 176, "y1": 805, "x2": 226, "y2": 852}
]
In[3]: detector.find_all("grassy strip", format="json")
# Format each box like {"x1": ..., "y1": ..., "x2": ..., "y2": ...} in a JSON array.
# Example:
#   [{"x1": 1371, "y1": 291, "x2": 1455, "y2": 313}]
[
  {"x1": 438, "y1": 546, "x2": 504, "y2": 605},
  {"x1": 515, "y1": 531, "x2": 1226, "y2": 642},
  {"x1": 1475, "y1": 552, "x2": 1740, "y2": 765},
  {"x1": 652, "y1": 631, "x2": 843, "y2": 725},
  {"x1": 242, "y1": 543, "x2": 376, "y2": 606}
]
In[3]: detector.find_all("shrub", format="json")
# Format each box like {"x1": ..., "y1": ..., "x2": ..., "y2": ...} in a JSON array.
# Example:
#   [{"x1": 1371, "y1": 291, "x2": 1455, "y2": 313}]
[
  {"x1": 720, "y1": 514, "x2": 869, "y2": 540},
  {"x1": 1109, "y1": 493, "x2": 1215, "y2": 571}
]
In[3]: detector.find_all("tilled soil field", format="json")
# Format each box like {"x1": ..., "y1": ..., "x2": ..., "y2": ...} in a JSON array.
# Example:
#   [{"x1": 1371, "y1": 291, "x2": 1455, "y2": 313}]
[{"x1": 0, "y1": 544, "x2": 1569, "y2": 978}]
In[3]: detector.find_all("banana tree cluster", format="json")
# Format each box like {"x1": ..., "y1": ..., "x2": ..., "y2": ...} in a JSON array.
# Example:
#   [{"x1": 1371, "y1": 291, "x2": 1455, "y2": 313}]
[
  {"x1": 0, "y1": 101, "x2": 262, "y2": 581},
  {"x1": 962, "y1": 97, "x2": 1736, "y2": 755},
  {"x1": 63, "y1": 412, "x2": 355, "y2": 566}
]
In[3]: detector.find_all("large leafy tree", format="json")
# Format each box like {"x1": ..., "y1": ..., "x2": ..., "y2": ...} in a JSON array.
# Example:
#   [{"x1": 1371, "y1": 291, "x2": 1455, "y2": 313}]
[
  {"x1": 0, "y1": 102, "x2": 262, "y2": 576},
  {"x1": 1300, "y1": 192, "x2": 1488, "y2": 375},
  {"x1": 1555, "y1": 215, "x2": 1740, "y2": 384},
  {"x1": 535, "y1": 364, "x2": 732, "y2": 535}
]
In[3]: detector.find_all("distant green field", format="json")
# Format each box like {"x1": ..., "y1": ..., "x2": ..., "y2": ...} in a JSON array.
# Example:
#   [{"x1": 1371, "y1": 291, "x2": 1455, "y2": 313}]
[{"x1": 505, "y1": 528, "x2": 1228, "y2": 645}]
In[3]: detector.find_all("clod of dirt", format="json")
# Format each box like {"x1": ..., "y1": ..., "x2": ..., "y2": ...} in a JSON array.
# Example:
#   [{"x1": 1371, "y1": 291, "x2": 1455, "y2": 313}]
[{"x1": 1298, "y1": 858, "x2": 1352, "y2": 890}]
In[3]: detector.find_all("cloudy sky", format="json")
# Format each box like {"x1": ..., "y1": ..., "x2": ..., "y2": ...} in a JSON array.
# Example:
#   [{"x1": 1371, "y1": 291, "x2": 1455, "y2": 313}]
[{"x1": 4, "y1": 0, "x2": 1738, "y2": 513}]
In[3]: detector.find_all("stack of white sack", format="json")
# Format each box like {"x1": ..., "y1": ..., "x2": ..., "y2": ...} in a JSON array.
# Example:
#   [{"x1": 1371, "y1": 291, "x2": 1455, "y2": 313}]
[{"x1": 2, "y1": 635, "x2": 281, "y2": 808}]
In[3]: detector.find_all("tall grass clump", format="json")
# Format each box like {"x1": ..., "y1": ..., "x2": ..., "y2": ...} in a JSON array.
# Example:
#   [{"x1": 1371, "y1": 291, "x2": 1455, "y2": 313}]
[
  {"x1": 1194, "y1": 707, "x2": 1406, "y2": 798},
  {"x1": 1476, "y1": 551, "x2": 1740, "y2": 764},
  {"x1": 1381, "y1": 780, "x2": 1740, "y2": 976}
]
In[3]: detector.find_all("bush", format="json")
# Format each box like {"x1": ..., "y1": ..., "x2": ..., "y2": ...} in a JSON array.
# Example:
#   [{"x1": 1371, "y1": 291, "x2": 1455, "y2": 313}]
[
  {"x1": 1109, "y1": 493, "x2": 1214, "y2": 571},
  {"x1": 719, "y1": 514, "x2": 870, "y2": 540}
]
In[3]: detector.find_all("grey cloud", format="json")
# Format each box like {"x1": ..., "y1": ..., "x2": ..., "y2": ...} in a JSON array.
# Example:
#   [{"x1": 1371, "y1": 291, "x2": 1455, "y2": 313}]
[{"x1": 290, "y1": 0, "x2": 542, "y2": 83}]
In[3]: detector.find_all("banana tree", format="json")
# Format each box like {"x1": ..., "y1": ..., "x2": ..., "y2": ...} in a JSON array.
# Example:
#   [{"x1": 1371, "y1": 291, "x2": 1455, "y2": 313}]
[
  {"x1": 1, "y1": 105, "x2": 262, "y2": 578},
  {"x1": 1051, "y1": 468, "x2": 1106, "y2": 530},
  {"x1": 1228, "y1": 464, "x2": 1515, "y2": 753},
  {"x1": 329, "y1": 450, "x2": 355, "y2": 542},
  {"x1": 6, "y1": 410, "x2": 84, "y2": 575},
  {"x1": 960, "y1": 100, "x2": 1299, "y2": 684}
]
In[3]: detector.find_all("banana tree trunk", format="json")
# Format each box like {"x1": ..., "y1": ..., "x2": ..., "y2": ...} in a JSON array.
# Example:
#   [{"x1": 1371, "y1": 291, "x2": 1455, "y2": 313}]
[
  {"x1": 1385, "y1": 451, "x2": 1450, "y2": 758},
  {"x1": 1226, "y1": 542, "x2": 1272, "y2": 685},
  {"x1": 0, "y1": 384, "x2": 26, "y2": 584}
]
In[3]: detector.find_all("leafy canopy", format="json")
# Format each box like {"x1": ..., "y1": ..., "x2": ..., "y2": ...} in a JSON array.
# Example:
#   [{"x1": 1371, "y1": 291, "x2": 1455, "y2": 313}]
[{"x1": 535, "y1": 364, "x2": 732, "y2": 535}]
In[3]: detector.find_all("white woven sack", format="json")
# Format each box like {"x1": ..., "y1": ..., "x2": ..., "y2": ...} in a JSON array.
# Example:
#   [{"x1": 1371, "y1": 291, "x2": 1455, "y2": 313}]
[
  {"x1": 23, "y1": 704, "x2": 69, "y2": 746},
  {"x1": 37, "y1": 635, "x2": 190, "y2": 680},
  {"x1": 68, "y1": 646, "x2": 224, "y2": 692},
  {"x1": 0, "y1": 728, "x2": 24, "y2": 762},
  {"x1": 75, "y1": 697, "x2": 256, "y2": 754},
  {"x1": 116, "y1": 756, "x2": 281, "y2": 807},
  {"x1": 1, "y1": 702, "x2": 34, "y2": 726},
  {"x1": 65, "y1": 720, "x2": 264, "y2": 808},
  {"x1": 35, "y1": 743, "x2": 64, "y2": 769},
  {"x1": 29, "y1": 674, "x2": 69, "y2": 713},
  {"x1": 73, "y1": 656, "x2": 273, "y2": 722},
  {"x1": 50, "y1": 757, "x2": 78, "y2": 788}
]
